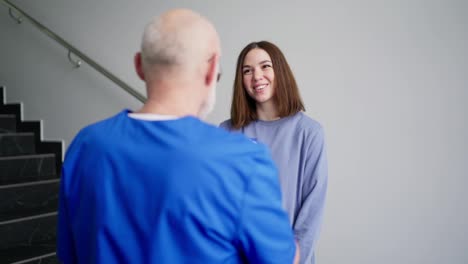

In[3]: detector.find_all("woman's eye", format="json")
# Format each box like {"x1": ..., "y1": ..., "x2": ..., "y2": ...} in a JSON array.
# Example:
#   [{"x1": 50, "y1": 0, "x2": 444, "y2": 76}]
[
  {"x1": 243, "y1": 69, "x2": 252, "y2": 75},
  {"x1": 262, "y1": 64, "x2": 272, "y2": 69}
]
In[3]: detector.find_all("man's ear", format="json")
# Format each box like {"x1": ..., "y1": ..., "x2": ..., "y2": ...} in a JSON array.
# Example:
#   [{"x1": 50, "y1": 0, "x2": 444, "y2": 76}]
[
  {"x1": 205, "y1": 54, "x2": 219, "y2": 87},
  {"x1": 134, "y1": 52, "x2": 145, "y2": 81}
]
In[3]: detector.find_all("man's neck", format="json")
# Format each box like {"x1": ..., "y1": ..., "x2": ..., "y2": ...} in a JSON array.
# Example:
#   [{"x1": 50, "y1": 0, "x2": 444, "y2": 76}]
[
  {"x1": 141, "y1": 78, "x2": 204, "y2": 117},
  {"x1": 136, "y1": 96, "x2": 200, "y2": 118}
]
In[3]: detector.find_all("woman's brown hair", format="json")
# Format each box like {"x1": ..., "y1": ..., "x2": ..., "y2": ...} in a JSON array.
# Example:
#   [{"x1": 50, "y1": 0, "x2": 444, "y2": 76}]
[{"x1": 230, "y1": 41, "x2": 305, "y2": 129}]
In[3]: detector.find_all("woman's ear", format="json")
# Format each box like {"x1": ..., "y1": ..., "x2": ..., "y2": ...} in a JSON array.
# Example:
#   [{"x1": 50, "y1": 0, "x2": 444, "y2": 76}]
[{"x1": 134, "y1": 52, "x2": 145, "y2": 81}]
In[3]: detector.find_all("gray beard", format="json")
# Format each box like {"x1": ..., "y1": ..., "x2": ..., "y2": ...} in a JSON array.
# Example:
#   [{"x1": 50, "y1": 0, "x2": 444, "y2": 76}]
[{"x1": 198, "y1": 84, "x2": 216, "y2": 120}]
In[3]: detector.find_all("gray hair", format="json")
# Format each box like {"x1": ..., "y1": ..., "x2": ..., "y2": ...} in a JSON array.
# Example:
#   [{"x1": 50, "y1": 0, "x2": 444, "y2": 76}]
[
  {"x1": 140, "y1": 11, "x2": 218, "y2": 75},
  {"x1": 140, "y1": 17, "x2": 184, "y2": 69}
]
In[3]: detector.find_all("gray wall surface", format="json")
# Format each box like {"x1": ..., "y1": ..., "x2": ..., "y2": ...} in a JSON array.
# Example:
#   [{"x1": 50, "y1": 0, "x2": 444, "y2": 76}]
[{"x1": 1, "y1": 0, "x2": 467, "y2": 263}]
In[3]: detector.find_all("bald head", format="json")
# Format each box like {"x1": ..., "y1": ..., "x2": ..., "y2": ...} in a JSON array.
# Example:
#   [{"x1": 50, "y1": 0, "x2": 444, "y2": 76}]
[
  {"x1": 140, "y1": 9, "x2": 220, "y2": 75},
  {"x1": 134, "y1": 9, "x2": 221, "y2": 118}
]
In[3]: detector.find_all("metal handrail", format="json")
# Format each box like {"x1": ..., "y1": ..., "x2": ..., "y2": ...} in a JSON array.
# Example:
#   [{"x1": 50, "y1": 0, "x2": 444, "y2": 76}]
[{"x1": 1, "y1": 0, "x2": 146, "y2": 103}]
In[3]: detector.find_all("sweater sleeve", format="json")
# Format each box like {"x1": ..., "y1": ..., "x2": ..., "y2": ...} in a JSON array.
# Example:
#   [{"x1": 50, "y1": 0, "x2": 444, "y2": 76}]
[
  {"x1": 218, "y1": 120, "x2": 232, "y2": 130},
  {"x1": 237, "y1": 146, "x2": 297, "y2": 263},
  {"x1": 294, "y1": 126, "x2": 328, "y2": 264}
]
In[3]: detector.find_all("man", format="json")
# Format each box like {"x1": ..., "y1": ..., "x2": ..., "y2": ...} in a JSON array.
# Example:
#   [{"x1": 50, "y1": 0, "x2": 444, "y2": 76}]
[{"x1": 57, "y1": 9, "x2": 299, "y2": 263}]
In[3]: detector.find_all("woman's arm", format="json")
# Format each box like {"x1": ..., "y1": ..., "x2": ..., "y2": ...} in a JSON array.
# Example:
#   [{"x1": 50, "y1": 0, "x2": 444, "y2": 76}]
[{"x1": 294, "y1": 127, "x2": 328, "y2": 263}]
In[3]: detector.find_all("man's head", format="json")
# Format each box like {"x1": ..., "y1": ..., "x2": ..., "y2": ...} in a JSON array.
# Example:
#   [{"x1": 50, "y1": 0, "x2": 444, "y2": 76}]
[{"x1": 134, "y1": 9, "x2": 221, "y2": 119}]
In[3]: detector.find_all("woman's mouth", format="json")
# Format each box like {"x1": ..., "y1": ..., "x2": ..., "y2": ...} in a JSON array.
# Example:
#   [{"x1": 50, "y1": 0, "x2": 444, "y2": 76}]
[{"x1": 254, "y1": 84, "x2": 267, "y2": 91}]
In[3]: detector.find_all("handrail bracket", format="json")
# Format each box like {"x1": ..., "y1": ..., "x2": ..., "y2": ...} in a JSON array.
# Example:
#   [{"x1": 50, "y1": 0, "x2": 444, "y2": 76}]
[
  {"x1": 8, "y1": 7, "x2": 22, "y2": 23},
  {"x1": 68, "y1": 50, "x2": 82, "y2": 68}
]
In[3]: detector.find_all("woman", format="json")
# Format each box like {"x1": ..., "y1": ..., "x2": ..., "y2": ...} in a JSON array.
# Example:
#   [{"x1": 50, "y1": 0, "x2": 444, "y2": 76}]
[{"x1": 220, "y1": 41, "x2": 328, "y2": 264}]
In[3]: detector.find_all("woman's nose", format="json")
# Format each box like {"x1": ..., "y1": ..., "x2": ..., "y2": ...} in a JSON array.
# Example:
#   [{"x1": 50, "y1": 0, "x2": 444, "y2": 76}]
[{"x1": 253, "y1": 69, "x2": 263, "y2": 81}]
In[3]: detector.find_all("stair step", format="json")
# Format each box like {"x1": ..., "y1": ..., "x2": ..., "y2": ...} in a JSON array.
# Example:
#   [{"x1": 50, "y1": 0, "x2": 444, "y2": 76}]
[
  {"x1": 0, "y1": 133, "x2": 35, "y2": 157},
  {"x1": 0, "y1": 180, "x2": 59, "y2": 222},
  {"x1": 0, "y1": 213, "x2": 56, "y2": 263},
  {"x1": 0, "y1": 154, "x2": 57, "y2": 185},
  {"x1": 0, "y1": 87, "x2": 62, "y2": 264},
  {"x1": 0, "y1": 104, "x2": 21, "y2": 122},
  {"x1": 15, "y1": 121, "x2": 63, "y2": 174},
  {"x1": 0, "y1": 115, "x2": 16, "y2": 133}
]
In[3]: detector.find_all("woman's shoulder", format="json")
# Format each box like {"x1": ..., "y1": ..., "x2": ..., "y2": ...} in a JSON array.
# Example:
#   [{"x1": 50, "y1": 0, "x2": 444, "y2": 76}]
[
  {"x1": 294, "y1": 112, "x2": 324, "y2": 134},
  {"x1": 219, "y1": 119, "x2": 233, "y2": 130}
]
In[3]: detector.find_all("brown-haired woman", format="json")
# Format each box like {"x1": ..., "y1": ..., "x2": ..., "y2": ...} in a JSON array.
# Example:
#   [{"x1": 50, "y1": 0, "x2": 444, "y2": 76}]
[{"x1": 220, "y1": 41, "x2": 328, "y2": 264}]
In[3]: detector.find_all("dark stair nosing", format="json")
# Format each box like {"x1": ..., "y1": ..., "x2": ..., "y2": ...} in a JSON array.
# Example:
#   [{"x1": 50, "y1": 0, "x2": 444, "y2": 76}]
[
  {"x1": 0, "y1": 153, "x2": 55, "y2": 161},
  {"x1": 0, "y1": 211, "x2": 57, "y2": 226},
  {"x1": 0, "y1": 176, "x2": 58, "y2": 187},
  {"x1": 0, "y1": 179, "x2": 60, "y2": 189},
  {"x1": 0, "y1": 132, "x2": 34, "y2": 136},
  {"x1": 11, "y1": 252, "x2": 57, "y2": 264}
]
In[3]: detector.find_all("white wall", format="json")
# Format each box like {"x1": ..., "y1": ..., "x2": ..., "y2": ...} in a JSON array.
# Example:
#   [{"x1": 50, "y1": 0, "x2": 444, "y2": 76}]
[{"x1": 1, "y1": 0, "x2": 467, "y2": 263}]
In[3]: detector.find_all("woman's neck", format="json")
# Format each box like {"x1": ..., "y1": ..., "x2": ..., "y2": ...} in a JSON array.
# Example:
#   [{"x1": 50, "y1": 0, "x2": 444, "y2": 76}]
[{"x1": 256, "y1": 101, "x2": 280, "y2": 121}]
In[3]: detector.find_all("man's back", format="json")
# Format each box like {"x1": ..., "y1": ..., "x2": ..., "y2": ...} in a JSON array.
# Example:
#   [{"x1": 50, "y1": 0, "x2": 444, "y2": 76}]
[{"x1": 58, "y1": 110, "x2": 296, "y2": 263}]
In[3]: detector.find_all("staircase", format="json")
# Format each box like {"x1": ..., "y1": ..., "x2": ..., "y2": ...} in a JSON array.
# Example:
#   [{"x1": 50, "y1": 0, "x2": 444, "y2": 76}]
[{"x1": 0, "y1": 86, "x2": 61, "y2": 263}]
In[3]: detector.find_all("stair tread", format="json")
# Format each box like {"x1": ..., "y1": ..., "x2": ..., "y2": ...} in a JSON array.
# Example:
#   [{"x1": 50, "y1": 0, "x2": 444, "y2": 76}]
[
  {"x1": 0, "y1": 114, "x2": 16, "y2": 134},
  {"x1": 0, "y1": 154, "x2": 57, "y2": 185},
  {"x1": 0, "y1": 180, "x2": 59, "y2": 222},
  {"x1": 0, "y1": 213, "x2": 56, "y2": 263},
  {"x1": 0, "y1": 133, "x2": 36, "y2": 157},
  {"x1": 0, "y1": 245, "x2": 56, "y2": 263}
]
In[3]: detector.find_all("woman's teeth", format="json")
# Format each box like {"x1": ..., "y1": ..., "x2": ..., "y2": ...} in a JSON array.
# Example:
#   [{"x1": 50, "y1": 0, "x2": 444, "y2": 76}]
[{"x1": 255, "y1": 84, "x2": 266, "y2": 91}]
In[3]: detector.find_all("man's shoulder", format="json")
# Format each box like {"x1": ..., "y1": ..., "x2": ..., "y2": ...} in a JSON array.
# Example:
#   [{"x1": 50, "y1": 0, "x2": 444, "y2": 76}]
[
  {"x1": 199, "y1": 121, "x2": 271, "y2": 161},
  {"x1": 210, "y1": 122, "x2": 266, "y2": 151},
  {"x1": 70, "y1": 111, "x2": 126, "y2": 146}
]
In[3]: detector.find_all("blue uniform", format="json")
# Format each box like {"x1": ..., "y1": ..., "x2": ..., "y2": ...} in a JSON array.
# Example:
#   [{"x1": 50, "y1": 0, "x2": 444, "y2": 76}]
[{"x1": 58, "y1": 110, "x2": 295, "y2": 264}]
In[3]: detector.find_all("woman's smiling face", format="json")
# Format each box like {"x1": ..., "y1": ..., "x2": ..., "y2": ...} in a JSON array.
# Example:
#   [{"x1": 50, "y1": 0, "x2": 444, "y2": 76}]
[{"x1": 242, "y1": 48, "x2": 276, "y2": 105}]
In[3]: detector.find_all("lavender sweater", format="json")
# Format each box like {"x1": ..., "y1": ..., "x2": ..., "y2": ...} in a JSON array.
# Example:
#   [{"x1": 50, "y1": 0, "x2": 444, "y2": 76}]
[{"x1": 220, "y1": 112, "x2": 328, "y2": 264}]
